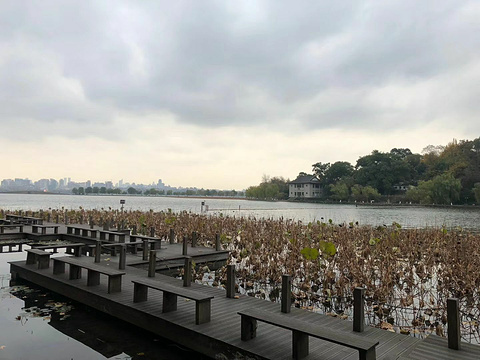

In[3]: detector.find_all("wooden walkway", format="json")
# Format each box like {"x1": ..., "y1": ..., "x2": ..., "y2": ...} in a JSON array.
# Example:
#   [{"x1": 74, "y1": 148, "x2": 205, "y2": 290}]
[{"x1": 5, "y1": 221, "x2": 480, "y2": 359}]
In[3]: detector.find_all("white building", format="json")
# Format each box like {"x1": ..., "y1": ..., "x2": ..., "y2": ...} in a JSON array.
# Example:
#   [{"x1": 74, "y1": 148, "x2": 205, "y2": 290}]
[{"x1": 289, "y1": 175, "x2": 322, "y2": 198}]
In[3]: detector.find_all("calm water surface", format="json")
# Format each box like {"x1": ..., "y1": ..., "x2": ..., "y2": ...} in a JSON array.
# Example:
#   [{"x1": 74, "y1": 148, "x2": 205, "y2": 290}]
[{"x1": 1, "y1": 193, "x2": 480, "y2": 230}]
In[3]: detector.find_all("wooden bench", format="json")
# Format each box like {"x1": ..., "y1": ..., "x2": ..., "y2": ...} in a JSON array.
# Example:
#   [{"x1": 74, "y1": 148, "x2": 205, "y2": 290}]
[
  {"x1": 99, "y1": 230, "x2": 126, "y2": 243},
  {"x1": 130, "y1": 234, "x2": 162, "y2": 249},
  {"x1": 238, "y1": 308, "x2": 378, "y2": 360},
  {"x1": 31, "y1": 243, "x2": 84, "y2": 257},
  {"x1": 66, "y1": 226, "x2": 98, "y2": 238},
  {"x1": 0, "y1": 242, "x2": 23, "y2": 253},
  {"x1": 101, "y1": 242, "x2": 125, "y2": 256},
  {"x1": 132, "y1": 278, "x2": 214, "y2": 325},
  {"x1": 52, "y1": 256, "x2": 125, "y2": 293},
  {"x1": 31, "y1": 224, "x2": 60, "y2": 235},
  {"x1": 0, "y1": 224, "x2": 24, "y2": 233},
  {"x1": 25, "y1": 248, "x2": 51, "y2": 269},
  {"x1": 6, "y1": 215, "x2": 42, "y2": 225}
]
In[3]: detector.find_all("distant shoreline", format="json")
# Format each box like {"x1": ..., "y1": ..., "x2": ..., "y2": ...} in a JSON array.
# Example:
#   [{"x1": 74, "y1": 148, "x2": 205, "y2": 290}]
[
  {"x1": 1, "y1": 192, "x2": 478, "y2": 210},
  {"x1": 0, "y1": 191, "x2": 247, "y2": 201}
]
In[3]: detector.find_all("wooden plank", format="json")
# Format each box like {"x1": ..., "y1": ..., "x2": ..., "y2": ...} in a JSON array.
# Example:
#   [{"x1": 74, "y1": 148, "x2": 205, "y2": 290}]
[{"x1": 9, "y1": 250, "x2": 480, "y2": 360}]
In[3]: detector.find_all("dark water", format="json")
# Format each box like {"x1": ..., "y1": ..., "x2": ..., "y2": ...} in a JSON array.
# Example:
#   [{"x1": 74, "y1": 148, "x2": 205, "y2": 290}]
[{"x1": 0, "y1": 251, "x2": 208, "y2": 360}]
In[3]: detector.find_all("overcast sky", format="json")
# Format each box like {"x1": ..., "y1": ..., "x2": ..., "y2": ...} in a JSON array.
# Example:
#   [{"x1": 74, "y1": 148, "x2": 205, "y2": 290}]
[{"x1": 1, "y1": 1, "x2": 479, "y2": 189}]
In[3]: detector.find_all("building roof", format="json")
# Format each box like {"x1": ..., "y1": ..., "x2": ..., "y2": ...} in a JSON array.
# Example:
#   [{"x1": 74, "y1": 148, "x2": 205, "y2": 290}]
[{"x1": 289, "y1": 175, "x2": 320, "y2": 184}]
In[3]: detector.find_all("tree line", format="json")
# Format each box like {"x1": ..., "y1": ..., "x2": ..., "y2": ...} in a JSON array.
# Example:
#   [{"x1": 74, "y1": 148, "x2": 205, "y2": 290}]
[
  {"x1": 72, "y1": 186, "x2": 244, "y2": 197},
  {"x1": 246, "y1": 137, "x2": 480, "y2": 205}
]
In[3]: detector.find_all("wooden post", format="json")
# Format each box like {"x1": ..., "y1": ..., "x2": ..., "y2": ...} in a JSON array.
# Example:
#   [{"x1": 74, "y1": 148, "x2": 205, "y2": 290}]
[
  {"x1": 448, "y1": 298, "x2": 461, "y2": 350},
  {"x1": 142, "y1": 240, "x2": 149, "y2": 261},
  {"x1": 89, "y1": 216, "x2": 94, "y2": 229},
  {"x1": 353, "y1": 287, "x2": 365, "y2": 332},
  {"x1": 226, "y1": 264, "x2": 235, "y2": 298},
  {"x1": 119, "y1": 245, "x2": 126, "y2": 270},
  {"x1": 47, "y1": 213, "x2": 51, "y2": 222},
  {"x1": 148, "y1": 250, "x2": 156, "y2": 277},
  {"x1": 150, "y1": 226, "x2": 155, "y2": 237},
  {"x1": 215, "y1": 233, "x2": 221, "y2": 251},
  {"x1": 132, "y1": 224, "x2": 137, "y2": 235},
  {"x1": 56, "y1": 214, "x2": 59, "y2": 224},
  {"x1": 183, "y1": 256, "x2": 192, "y2": 287},
  {"x1": 64, "y1": 213, "x2": 68, "y2": 225},
  {"x1": 182, "y1": 236, "x2": 188, "y2": 255},
  {"x1": 293, "y1": 331, "x2": 309, "y2": 359},
  {"x1": 95, "y1": 241, "x2": 101, "y2": 263},
  {"x1": 169, "y1": 228, "x2": 175, "y2": 244},
  {"x1": 241, "y1": 315, "x2": 257, "y2": 340},
  {"x1": 281, "y1": 274, "x2": 292, "y2": 313},
  {"x1": 192, "y1": 231, "x2": 197, "y2": 247}
]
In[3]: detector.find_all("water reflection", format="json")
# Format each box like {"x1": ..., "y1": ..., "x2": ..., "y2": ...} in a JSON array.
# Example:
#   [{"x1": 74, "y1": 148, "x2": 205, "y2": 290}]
[{"x1": 1, "y1": 281, "x2": 208, "y2": 360}]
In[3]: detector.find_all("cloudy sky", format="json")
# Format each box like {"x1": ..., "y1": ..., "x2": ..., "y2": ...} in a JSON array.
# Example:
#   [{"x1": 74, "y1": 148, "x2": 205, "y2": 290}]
[{"x1": 1, "y1": 1, "x2": 479, "y2": 190}]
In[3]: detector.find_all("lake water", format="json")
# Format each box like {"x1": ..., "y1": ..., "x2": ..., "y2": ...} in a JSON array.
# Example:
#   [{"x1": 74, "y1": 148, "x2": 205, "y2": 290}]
[
  {"x1": 1, "y1": 193, "x2": 480, "y2": 230},
  {"x1": 0, "y1": 253, "x2": 208, "y2": 360},
  {"x1": 1, "y1": 194, "x2": 480, "y2": 359}
]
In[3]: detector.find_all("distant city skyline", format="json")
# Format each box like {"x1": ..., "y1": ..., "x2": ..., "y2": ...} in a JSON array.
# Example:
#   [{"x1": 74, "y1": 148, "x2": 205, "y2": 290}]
[{"x1": 0, "y1": 177, "x2": 243, "y2": 193}]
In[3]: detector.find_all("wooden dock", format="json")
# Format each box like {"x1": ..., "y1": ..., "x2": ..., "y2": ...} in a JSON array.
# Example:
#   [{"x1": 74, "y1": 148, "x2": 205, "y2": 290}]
[{"x1": 5, "y1": 219, "x2": 480, "y2": 359}]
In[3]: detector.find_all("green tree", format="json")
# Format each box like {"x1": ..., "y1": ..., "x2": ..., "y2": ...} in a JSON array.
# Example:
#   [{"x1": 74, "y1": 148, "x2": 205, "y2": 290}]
[
  {"x1": 429, "y1": 173, "x2": 461, "y2": 204},
  {"x1": 100, "y1": 187, "x2": 107, "y2": 194},
  {"x1": 351, "y1": 185, "x2": 380, "y2": 202},
  {"x1": 78, "y1": 187, "x2": 85, "y2": 195},
  {"x1": 322, "y1": 161, "x2": 354, "y2": 186},
  {"x1": 311, "y1": 162, "x2": 330, "y2": 181},
  {"x1": 329, "y1": 182, "x2": 349, "y2": 201},
  {"x1": 72, "y1": 187, "x2": 78, "y2": 195},
  {"x1": 85, "y1": 187, "x2": 93, "y2": 194},
  {"x1": 405, "y1": 182, "x2": 431, "y2": 204},
  {"x1": 406, "y1": 173, "x2": 461, "y2": 204},
  {"x1": 246, "y1": 175, "x2": 289, "y2": 200},
  {"x1": 127, "y1": 187, "x2": 137, "y2": 195},
  {"x1": 355, "y1": 150, "x2": 411, "y2": 195},
  {"x1": 92, "y1": 187, "x2": 99, "y2": 194}
]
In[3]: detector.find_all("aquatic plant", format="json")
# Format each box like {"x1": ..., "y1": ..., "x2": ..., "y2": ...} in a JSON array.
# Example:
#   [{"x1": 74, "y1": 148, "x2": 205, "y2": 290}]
[{"x1": 4, "y1": 207, "x2": 480, "y2": 342}]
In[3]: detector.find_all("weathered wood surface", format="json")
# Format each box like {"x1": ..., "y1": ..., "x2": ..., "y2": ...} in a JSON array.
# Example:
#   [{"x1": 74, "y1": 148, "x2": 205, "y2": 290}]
[
  {"x1": 397, "y1": 334, "x2": 480, "y2": 360},
  {"x1": 132, "y1": 277, "x2": 214, "y2": 324},
  {"x1": 238, "y1": 308, "x2": 378, "y2": 360},
  {"x1": 8, "y1": 255, "x2": 434, "y2": 360}
]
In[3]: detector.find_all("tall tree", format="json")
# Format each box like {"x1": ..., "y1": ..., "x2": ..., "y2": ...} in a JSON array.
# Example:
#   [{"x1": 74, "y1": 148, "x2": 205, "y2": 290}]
[
  {"x1": 311, "y1": 162, "x2": 330, "y2": 181},
  {"x1": 355, "y1": 150, "x2": 410, "y2": 195}
]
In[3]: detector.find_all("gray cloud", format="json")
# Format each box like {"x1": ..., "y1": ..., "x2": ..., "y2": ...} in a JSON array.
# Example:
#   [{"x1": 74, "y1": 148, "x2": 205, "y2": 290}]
[{"x1": 1, "y1": 0, "x2": 479, "y2": 138}]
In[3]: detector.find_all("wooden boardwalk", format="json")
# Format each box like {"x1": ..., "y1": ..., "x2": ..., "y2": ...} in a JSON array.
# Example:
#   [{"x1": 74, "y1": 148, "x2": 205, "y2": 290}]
[{"x1": 5, "y1": 221, "x2": 480, "y2": 359}]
